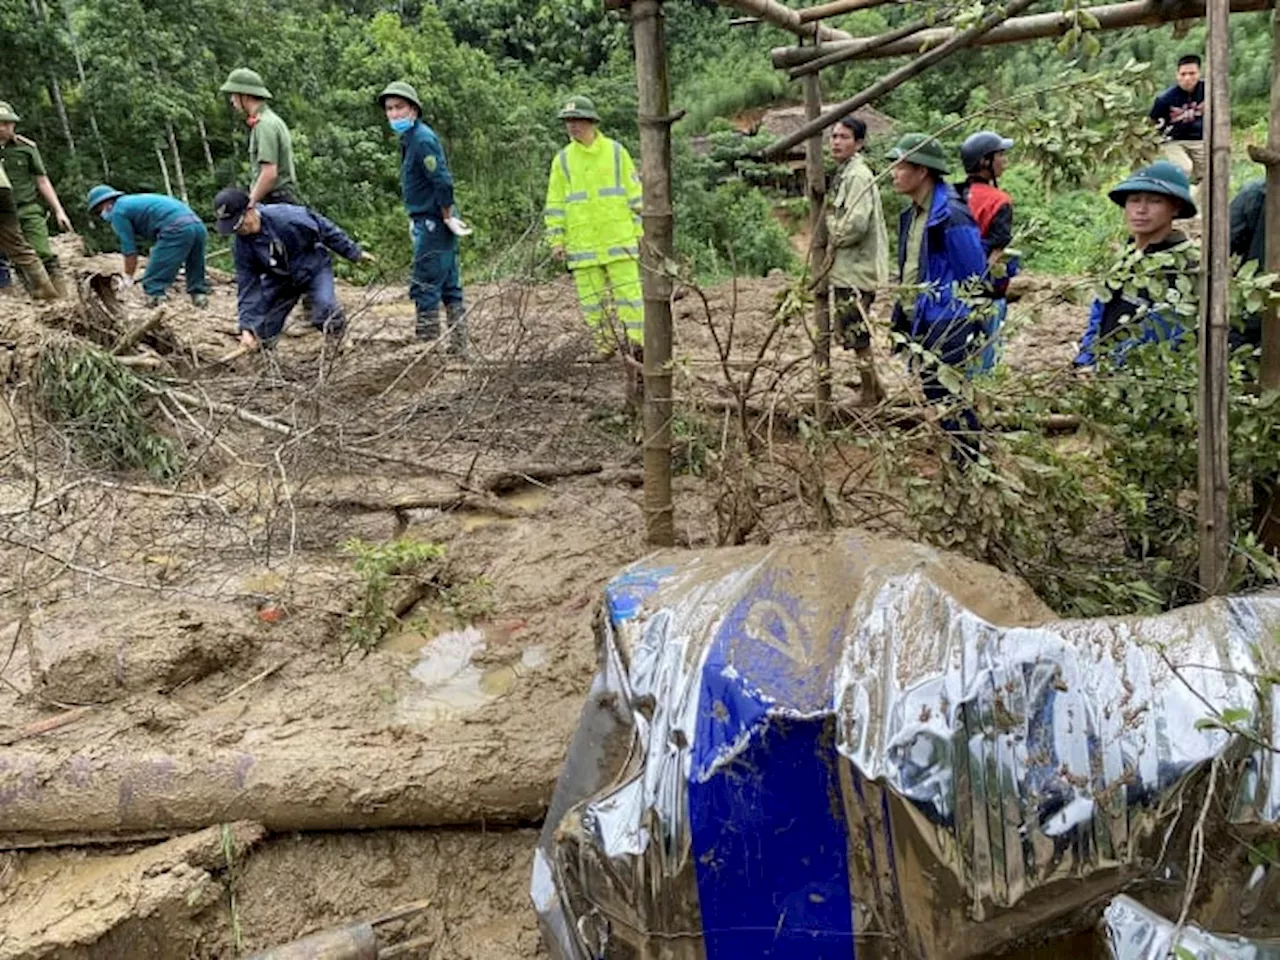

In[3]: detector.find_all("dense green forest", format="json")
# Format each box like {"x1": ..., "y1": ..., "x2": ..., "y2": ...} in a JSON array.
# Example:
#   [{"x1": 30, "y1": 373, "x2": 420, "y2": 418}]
[{"x1": 0, "y1": 0, "x2": 1273, "y2": 280}]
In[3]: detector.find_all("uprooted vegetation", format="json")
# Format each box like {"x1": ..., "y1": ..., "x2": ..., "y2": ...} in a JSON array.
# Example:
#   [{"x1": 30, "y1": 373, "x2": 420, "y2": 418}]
[{"x1": 1, "y1": 232, "x2": 1279, "y2": 956}]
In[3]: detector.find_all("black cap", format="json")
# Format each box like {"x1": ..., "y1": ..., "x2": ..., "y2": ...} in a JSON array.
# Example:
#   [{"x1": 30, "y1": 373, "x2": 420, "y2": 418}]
[{"x1": 213, "y1": 187, "x2": 251, "y2": 235}]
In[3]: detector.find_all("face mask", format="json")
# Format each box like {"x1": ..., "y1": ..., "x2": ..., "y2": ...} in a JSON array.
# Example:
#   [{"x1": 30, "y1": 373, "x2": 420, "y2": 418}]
[
  {"x1": 99, "y1": 209, "x2": 112, "y2": 222},
  {"x1": 389, "y1": 117, "x2": 413, "y2": 135}
]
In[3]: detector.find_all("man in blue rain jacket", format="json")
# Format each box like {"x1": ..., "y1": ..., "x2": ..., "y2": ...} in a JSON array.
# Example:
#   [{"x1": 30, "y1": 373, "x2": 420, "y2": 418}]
[
  {"x1": 213, "y1": 187, "x2": 373, "y2": 349},
  {"x1": 887, "y1": 133, "x2": 989, "y2": 460}
]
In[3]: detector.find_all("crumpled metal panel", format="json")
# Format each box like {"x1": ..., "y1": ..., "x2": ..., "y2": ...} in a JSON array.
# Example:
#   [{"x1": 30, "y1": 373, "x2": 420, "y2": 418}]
[
  {"x1": 533, "y1": 535, "x2": 1280, "y2": 959},
  {"x1": 1101, "y1": 895, "x2": 1280, "y2": 959}
]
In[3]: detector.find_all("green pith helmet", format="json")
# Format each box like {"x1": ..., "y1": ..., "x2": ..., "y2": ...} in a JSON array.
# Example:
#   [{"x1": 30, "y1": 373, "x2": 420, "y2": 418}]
[
  {"x1": 0, "y1": 101, "x2": 20, "y2": 123},
  {"x1": 1108, "y1": 160, "x2": 1197, "y2": 219},
  {"x1": 219, "y1": 68, "x2": 272, "y2": 100},
  {"x1": 887, "y1": 133, "x2": 950, "y2": 174},
  {"x1": 557, "y1": 96, "x2": 600, "y2": 122},
  {"x1": 377, "y1": 81, "x2": 422, "y2": 114}
]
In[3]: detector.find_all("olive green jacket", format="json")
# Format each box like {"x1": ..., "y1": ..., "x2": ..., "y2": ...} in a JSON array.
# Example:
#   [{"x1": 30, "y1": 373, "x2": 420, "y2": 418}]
[{"x1": 826, "y1": 153, "x2": 889, "y2": 292}]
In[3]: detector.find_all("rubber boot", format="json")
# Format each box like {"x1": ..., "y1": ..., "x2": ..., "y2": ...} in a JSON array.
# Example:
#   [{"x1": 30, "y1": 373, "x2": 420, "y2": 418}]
[
  {"x1": 446, "y1": 302, "x2": 469, "y2": 360},
  {"x1": 855, "y1": 346, "x2": 885, "y2": 406},
  {"x1": 46, "y1": 266, "x2": 70, "y2": 299},
  {"x1": 416, "y1": 306, "x2": 440, "y2": 342},
  {"x1": 22, "y1": 260, "x2": 59, "y2": 301}
]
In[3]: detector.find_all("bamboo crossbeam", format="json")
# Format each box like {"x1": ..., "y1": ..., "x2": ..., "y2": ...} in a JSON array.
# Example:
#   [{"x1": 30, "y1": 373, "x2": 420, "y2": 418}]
[
  {"x1": 765, "y1": 0, "x2": 1036, "y2": 158},
  {"x1": 716, "y1": 0, "x2": 853, "y2": 41},
  {"x1": 772, "y1": 0, "x2": 1271, "y2": 68},
  {"x1": 797, "y1": 0, "x2": 894, "y2": 21},
  {"x1": 789, "y1": 9, "x2": 944, "y2": 77}
]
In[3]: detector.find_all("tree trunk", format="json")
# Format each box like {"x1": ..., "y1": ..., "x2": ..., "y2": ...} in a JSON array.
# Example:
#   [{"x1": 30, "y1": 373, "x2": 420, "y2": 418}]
[
  {"x1": 633, "y1": 0, "x2": 676, "y2": 547},
  {"x1": 1198, "y1": 2, "x2": 1231, "y2": 595},
  {"x1": 196, "y1": 116, "x2": 216, "y2": 181},
  {"x1": 804, "y1": 72, "x2": 831, "y2": 424},
  {"x1": 166, "y1": 123, "x2": 189, "y2": 205},
  {"x1": 62, "y1": 0, "x2": 109, "y2": 177},
  {"x1": 29, "y1": 0, "x2": 75, "y2": 154},
  {"x1": 155, "y1": 143, "x2": 173, "y2": 197}
]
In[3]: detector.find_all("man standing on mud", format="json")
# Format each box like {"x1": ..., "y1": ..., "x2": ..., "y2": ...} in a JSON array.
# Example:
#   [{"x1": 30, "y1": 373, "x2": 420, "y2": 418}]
[
  {"x1": 825, "y1": 115, "x2": 888, "y2": 404},
  {"x1": 0, "y1": 160, "x2": 58, "y2": 300},
  {"x1": 887, "y1": 133, "x2": 987, "y2": 461},
  {"x1": 544, "y1": 96, "x2": 644, "y2": 360},
  {"x1": 0, "y1": 100, "x2": 74, "y2": 298},
  {"x1": 219, "y1": 69, "x2": 300, "y2": 207},
  {"x1": 378, "y1": 80, "x2": 469, "y2": 356},
  {"x1": 957, "y1": 130, "x2": 1017, "y2": 373},
  {"x1": 1149, "y1": 54, "x2": 1205, "y2": 206}
]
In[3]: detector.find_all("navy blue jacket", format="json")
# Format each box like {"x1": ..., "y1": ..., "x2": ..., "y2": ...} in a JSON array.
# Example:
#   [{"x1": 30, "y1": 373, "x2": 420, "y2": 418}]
[
  {"x1": 1074, "y1": 233, "x2": 1194, "y2": 366},
  {"x1": 234, "y1": 204, "x2": 362, "y2": 335},
  {"x1": 890, "y1": 181, "x2": 988, "y2": 367},
  {"x1": 1149, "y1": 82, "x2": 1204, "y2": 141},
  {"x1": 399, "y1": 119, "x2": 454, "y2": 220}
]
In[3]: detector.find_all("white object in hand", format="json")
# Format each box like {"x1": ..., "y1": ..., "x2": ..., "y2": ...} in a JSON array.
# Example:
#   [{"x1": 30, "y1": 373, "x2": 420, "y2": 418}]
[{"x1": 444, "y1": 215, "x2": 473, "y2": 238}]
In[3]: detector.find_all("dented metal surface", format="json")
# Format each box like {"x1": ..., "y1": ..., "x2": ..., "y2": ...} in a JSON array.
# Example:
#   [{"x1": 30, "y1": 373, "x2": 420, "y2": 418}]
[
  {"x1": 1101, "y1": 895, "x2": 1280, "y2": 959},
  {"x1": 533, "y1": 535, "x2": 1280, "y2": 959}
]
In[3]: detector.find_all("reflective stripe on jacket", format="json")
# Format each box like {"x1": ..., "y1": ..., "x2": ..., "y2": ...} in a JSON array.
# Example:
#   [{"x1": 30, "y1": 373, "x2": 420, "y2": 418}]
[{"x1": 544, "y1": 135, "x2": 642, "y2": 267}]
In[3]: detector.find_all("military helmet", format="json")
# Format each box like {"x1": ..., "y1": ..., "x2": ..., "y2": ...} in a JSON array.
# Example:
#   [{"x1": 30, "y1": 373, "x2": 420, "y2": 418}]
[
  {"x1": 887, "y1": 133, "x2": 951, "y2": 175},
  {"x1": 960, "y1": 130, "x2": 1014, "y2": 174},
  {"x1": 377, "y1": 81, "x2": 422, "y2": 114},
  {"x1": 0, "y1": 101, "x2": 20, "y2": 123},
  {"x1": 557, "y1": 96, "x2": 600, "y2": 122},
  {"x1": 219, "y1": 68, "x2": 273, "y2": 100},
  {"x1": 1108, "y1": 160, "x2": 1197, "y2": 220},
  {"x1": 87, "y1": 184, "x2": 125, "y2": 213}
]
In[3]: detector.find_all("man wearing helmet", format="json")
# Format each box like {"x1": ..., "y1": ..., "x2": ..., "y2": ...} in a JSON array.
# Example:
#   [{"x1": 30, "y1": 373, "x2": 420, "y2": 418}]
[
  {"x1": 219, "y1": 68, "x2": 299, "y2": 208},
  {"x1": 378, "y1": 80, "x2": 469, "y2": 355},
  {"x1": 957, "y1": 130, "x2": 1017, "y2": 372},
  {"x1": 0, "y1": 100, "x2": 74, "y2": 298}
]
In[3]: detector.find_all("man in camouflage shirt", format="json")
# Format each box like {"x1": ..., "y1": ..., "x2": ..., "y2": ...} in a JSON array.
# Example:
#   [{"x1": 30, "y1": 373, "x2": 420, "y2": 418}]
[{"x1": 0, "y1": 101, "x2": 74, "y2": 297}]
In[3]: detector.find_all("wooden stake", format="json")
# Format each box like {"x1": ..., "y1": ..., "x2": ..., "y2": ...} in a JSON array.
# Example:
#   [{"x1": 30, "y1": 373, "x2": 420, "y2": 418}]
[
  {"x1": 772, "y1": 0, "x2": 1270, "y2": 69},
  {"x1": 1199, "y1": 0, "x2": 1232, "y2": 595},
  {"x1": 633, "y1": 0, "x2": 676, "y2": 547},
  {"x1": 1261, "y1": 1, "x2": 1280, "y2": 393},
  {"x1": 764, "y1": 0, "x2": 1036, "y2": 158},
  {"x1": 803, "y1": 71, "x2": 832, "y2": 423}
]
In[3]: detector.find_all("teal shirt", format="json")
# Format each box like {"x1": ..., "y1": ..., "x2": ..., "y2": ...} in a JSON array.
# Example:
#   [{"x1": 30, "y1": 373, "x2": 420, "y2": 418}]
[{"x1": 108, "y1": 194, "x2": 199, "y2": 255}]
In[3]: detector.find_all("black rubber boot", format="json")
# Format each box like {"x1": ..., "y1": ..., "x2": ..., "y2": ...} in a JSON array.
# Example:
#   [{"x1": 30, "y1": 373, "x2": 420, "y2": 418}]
[{"x1": 416, "y1": 306, "x2": 440, "y2": 342}]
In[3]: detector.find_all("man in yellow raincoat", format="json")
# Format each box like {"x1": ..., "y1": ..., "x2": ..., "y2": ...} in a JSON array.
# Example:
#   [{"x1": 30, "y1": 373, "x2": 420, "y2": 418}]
[{"x1": 544, "y1": 96, "x2": 643, "y2": 357}]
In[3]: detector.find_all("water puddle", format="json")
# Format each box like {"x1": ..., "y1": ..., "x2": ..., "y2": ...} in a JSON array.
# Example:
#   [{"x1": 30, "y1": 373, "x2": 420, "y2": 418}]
[
  {"x1": 398, "y1": 626, "x2": 522, "y2": 722},
  {"x1": 460, "y1": 486, "x2": 552, "y2": 532}
]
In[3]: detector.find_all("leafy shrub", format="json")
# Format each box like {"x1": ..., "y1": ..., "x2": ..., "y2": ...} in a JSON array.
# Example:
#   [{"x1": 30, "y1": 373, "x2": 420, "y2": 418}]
[{"x1": 342, "y1": 537, "x2": 446, "y2": 651}]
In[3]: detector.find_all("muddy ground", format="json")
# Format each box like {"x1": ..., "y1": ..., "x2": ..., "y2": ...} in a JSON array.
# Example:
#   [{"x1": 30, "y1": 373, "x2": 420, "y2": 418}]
[{"x1": 0, "y1": 239, "x2": 1091, "y2": 958}]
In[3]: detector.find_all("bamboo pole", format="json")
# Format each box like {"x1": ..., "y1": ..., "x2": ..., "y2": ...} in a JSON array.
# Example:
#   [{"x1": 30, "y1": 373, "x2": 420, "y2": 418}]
[
  {"x1": 765, "y1": 0, "x2": 1036, "y2": 158},
  {"x1": 714, "y1": 0, "x2": 853, "y2": 41},
  {"x1": 1260, "y1": 2, "x2": 1280, "y2": 393},
  {"x1": 1199, "y1": 2, "x2": 1231, "y2": 595},
  {"x1": 633, "y1": 0, "x2": 676, "y2": 547},
  {"x1": 772, "y1": 0, "x2": 1271, "y2": 69},
  {"x1": 790, "y1": 10, "x2": 947, "y2": 78},
  {"x1": 803, "y1": 71, "x2": 832, "y2": 422},
  {"x1": 797, "y1": 0, "x2": 894, "y2": 22}
]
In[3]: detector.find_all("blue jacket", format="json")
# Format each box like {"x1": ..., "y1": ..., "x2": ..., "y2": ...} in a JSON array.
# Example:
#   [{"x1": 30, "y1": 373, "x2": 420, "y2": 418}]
[
  {"x1": 233, "y1": 204, "x2": 362, "y2": 335},
  {"x1": 890, "y1": 181, "x2": 988, "y2": 367},
  {"x1": 398, "y1": 119, "x2": 454, "y2": 220},
  {"x1": 1074, "y1": 232, "x2": 1193, "y2": 367},
  {"x1": 108, "y1": 194, "x2": 201, "y2": 255}
]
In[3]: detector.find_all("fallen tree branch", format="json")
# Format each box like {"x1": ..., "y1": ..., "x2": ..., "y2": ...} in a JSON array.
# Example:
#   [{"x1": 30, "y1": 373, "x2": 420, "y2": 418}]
[{"x1": 110, "y1": 309, "x2": 166, "y2": 355}]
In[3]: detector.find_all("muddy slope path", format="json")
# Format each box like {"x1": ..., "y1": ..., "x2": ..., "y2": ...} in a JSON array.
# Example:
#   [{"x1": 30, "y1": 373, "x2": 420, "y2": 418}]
[{"x1": 0, "y1": 240, "x2": 1082, "y2": 958}]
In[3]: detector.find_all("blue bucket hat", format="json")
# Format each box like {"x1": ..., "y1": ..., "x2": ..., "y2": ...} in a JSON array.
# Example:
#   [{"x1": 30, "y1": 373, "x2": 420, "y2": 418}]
[
  {"x1": 1108, "y1": 161, "x2": 1196, "y2": 219},
  {"x1": 87, "y1": 184, "x2": 124, "y2": 214}
]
